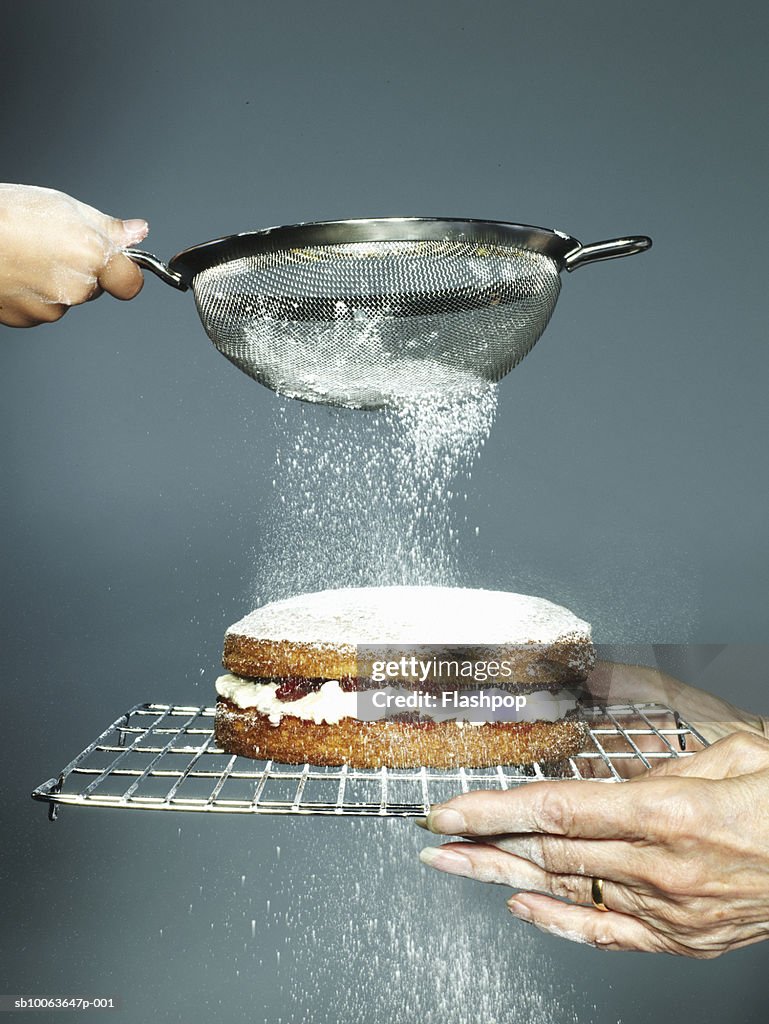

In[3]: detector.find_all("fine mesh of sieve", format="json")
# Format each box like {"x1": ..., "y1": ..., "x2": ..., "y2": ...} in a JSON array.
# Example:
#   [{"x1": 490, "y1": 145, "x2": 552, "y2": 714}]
[{"x1": 191, "y1": 240, "x2": 562, "y2": 409}]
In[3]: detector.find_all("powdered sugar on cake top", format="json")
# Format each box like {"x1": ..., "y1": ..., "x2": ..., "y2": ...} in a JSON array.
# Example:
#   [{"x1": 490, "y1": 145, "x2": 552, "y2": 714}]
[{"x1": 226, "y1": 586, "x2": 591, "y2": 647}]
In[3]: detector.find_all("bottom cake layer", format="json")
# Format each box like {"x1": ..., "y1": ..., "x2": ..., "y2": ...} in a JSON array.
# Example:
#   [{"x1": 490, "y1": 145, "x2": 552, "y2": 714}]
[{"x1": 214, "y1": 699, "x2": 589, "y2": 768}]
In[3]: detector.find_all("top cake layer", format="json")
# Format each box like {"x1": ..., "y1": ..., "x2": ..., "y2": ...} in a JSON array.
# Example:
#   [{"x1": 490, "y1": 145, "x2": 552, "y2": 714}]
[
  {"x1": 223, "y1": 586, "x2": 594, "y2": 685},
  {"x1": 227, "y1": 586, "x2": 589, "y2": 646}
]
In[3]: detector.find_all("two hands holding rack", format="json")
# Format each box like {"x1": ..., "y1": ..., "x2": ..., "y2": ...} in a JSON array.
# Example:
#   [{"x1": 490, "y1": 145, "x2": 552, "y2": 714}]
[{"x1": 4, "y1": 185, "x2": 769, "y2": 959}]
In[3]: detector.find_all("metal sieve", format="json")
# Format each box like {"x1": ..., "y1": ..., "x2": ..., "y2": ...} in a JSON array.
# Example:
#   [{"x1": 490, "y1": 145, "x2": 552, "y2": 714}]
[{"x1": 128, "y1": 217, "x2": 651, "y2": 410}]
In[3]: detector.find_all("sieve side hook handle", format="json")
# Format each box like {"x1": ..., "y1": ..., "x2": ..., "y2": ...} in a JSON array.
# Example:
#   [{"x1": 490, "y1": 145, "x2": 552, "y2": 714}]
[
  {"x1": 124, "y1": 249, "x2": 189, "y2": 291},
  {"x1": 564, "y1": 236, "x2": 652, "y2": 272}
]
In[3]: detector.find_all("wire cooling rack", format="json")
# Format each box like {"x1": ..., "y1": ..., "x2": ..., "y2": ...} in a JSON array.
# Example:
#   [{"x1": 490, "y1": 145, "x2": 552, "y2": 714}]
[{"x1": 31, "y1": 702, "x2": 708, "y2": 819}]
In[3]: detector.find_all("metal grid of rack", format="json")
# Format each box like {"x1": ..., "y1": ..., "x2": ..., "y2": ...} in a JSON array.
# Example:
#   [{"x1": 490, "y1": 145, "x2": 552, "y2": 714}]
[{"x1": 31, "y1": 702, "x2": 708, "y2": 819}]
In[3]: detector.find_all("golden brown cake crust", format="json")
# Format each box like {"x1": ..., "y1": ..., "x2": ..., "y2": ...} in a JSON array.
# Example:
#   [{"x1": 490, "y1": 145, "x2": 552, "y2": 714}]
[
  {"x1": 222, "y1": 635, "x2": 595, "y2": 688},
  {"x1": 214, "y1": 698, "x2": 589, "y2": 768},
  {"x1": 222, "y1": 636, "x2": 355, "y2": 683}
]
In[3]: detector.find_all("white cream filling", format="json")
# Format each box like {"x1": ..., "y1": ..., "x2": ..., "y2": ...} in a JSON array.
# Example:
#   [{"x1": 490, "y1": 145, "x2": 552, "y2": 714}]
[
  {"x1": 215, "y1": 673, "x2": 578, "y2": 727},
  {"x1": 216, "y1": 674, "x2": 356, "y2": 726}
]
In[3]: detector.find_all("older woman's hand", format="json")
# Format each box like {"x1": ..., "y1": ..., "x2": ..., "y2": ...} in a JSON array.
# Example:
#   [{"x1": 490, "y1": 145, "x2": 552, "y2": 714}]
[
  {"x1": 0, "y1": 184, "x2": 147, "y2": 327},
  {"x1": 418, "y1": 732, "x2": 769, "y2": 958}
]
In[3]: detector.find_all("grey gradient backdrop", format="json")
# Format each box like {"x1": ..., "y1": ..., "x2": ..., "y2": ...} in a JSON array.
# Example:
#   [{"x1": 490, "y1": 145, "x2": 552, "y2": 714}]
[{"x1": 1, "y1": 2, "x2": 768, "y2": 1022}]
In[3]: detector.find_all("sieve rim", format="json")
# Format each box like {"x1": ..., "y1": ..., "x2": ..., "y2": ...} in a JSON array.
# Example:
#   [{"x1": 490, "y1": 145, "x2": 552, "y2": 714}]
[{"x1": 167, "y1": 217, "x2": 580, "y2": 286}]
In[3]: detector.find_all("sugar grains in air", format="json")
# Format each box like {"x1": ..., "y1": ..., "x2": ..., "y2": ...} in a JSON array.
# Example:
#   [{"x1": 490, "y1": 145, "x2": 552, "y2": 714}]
[
  {"x1": 242, "y1": 365, "x2": 581, "y2": 1022},
  {"x1": 255, "y1": 380, "x2": 498, "y2": 604}
]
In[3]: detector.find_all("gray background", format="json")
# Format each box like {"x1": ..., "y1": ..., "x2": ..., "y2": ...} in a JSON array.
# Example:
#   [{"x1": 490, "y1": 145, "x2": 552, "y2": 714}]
[{"x1": 1, "y1": 2, "x2": 768, "y2": 1022}]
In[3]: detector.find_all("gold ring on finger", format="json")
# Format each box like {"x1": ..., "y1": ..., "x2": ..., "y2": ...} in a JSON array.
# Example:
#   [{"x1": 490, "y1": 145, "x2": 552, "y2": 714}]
[{"x1": 591, "y1": 877, "x2": 609, "y2": 912}]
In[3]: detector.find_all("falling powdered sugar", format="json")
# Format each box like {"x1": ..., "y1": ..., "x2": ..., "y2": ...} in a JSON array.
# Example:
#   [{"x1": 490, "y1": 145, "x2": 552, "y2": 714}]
[
  {"x1": 226, "y1": 819, "x2": 583, "y2": 1024},
  {"x1": 236, "y1": 377, "x2": 590, "y2": 1022},
  {"x1": 253, "y1": 383, "x2": 498, "y2": 603}
]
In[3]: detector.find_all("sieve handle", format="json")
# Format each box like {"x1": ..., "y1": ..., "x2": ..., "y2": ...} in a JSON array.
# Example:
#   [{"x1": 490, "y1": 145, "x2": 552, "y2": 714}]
[
  {"x1": 125, "y1": 249, "x2": 189, "y2": 291},
  {"x1": 563, "y1": 236, "x2": 652, "y2": 272}
]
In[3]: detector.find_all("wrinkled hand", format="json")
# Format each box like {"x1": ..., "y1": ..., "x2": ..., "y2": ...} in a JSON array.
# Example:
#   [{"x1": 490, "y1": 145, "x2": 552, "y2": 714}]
[
  {"x1": 419, "y1": 732, "x2": 769, "y2": 957},
  {"x1": 0, "y1": 184, "x2": 147, "y2": 327}
]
